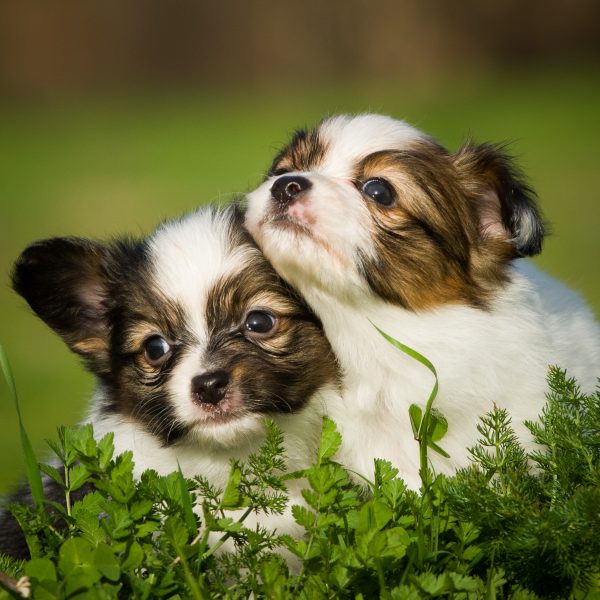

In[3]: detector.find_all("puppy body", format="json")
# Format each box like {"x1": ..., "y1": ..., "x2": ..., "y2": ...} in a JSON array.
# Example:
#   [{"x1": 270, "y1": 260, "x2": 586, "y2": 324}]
[
  {"x1": 245, "y1": 114, "x2": 600, "y2": 489},
  {"x1": 2, "y1": 205, "x2": 340, "y2": 555}
]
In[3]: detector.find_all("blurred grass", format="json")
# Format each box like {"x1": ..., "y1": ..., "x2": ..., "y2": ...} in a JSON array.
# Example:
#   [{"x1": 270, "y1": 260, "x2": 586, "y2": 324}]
[{"x1": 1, "y1": 66, "x2": 599, "y2": 493}]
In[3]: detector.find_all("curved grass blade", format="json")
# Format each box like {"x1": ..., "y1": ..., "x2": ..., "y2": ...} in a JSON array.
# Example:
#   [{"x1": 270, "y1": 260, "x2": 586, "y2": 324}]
[
  {"x1": 371, "y1": 324, "x2": 448, "y2": 486},
  {"x1": 0, "y1": 342, "x2": 44, "y2": 509}
]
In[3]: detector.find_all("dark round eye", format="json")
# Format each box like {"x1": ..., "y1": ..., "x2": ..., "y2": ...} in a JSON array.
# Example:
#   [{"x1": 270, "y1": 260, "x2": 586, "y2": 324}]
[
  {"x1": 362, "y1": 178, "x2": 395, "y2": 206},
  {"x1": 143, "y1": 335, "x2": 171, "y2": 365},
  {"x1": 244, "y1": 311, "x2": 276, "y2": 334}
]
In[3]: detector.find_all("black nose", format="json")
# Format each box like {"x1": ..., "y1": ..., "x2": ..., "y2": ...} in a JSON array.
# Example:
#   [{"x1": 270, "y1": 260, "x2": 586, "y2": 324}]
[
  {"x1": 270, "y1": 175, "x2": 312, "y2": 206},
  {"x1": 191, "y1": 370, "x2": 229, "y2": 405}
]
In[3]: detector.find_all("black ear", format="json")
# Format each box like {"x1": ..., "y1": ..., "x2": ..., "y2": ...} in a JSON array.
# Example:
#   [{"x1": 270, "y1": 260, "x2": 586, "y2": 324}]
[
  {"x1": 12, "y1": 237, "x2": 114, "y2": 373},
  {"x1": 454, "y1": 142, "x2": 545, "y2": 257}
]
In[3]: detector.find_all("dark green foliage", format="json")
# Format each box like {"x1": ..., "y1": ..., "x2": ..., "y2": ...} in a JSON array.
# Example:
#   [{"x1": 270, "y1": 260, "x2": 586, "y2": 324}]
[
  {"x1": 448, "y1": 367, "x2": 600, "y2": 598},
  {"x1": 0, "y1": 368, "x2": 599, "y2": 598}
]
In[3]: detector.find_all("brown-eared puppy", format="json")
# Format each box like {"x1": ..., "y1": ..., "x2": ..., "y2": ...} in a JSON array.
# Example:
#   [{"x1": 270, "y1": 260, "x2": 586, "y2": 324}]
[
  {"x1": 246, "y1": 113, "x2": 600, "y2": 488},
  {"x1": 1, "y1": 204, "x2": 340, "y2": 558}
]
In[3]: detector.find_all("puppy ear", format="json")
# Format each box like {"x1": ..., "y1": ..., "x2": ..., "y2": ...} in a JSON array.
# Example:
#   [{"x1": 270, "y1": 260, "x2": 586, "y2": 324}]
[
  {"x1": 454, "y1": 142, "x2": 545, "y2": 257},
  {"x1": 12, "y1": 237, "x2": 114, "y2": 374}
]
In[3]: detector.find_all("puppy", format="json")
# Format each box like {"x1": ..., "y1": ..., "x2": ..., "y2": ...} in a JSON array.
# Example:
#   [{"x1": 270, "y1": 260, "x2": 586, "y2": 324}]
[
  {"x1": 245, "y1": 113, "x2": 600, "y2": 489},
  {"x1": 1, "y1": 205, "x2": 340, "y2": 557}
]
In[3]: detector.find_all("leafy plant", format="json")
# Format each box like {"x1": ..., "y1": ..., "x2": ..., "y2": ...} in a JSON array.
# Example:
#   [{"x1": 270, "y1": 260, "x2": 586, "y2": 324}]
[{"x1": 1, "y1": 340, "x2": 599, "y2": 599}]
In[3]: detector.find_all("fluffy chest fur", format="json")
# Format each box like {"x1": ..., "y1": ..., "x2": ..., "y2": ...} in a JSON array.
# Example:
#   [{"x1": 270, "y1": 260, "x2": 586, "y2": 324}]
[{"x1": 311, "y1": 263, "x2": 599, "y2": 488}]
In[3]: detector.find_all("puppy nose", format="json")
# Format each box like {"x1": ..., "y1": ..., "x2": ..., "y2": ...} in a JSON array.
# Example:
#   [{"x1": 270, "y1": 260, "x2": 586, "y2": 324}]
[
  {"x1": 270, "y1": 175, "x2": 312, "y2": 205},
  {"x1": 191, "y1": 370, "x2": 229, "y2": 405}
]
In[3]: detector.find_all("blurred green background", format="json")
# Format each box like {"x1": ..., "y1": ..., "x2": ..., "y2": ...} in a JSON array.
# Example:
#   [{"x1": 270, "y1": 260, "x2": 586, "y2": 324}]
[{"x1": 1, "y1": 1, "x2": 599, "y2": 493}]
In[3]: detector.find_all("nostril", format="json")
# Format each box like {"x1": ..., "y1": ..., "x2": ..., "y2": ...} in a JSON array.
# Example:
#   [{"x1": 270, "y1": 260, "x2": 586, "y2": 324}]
[
  {"x1": 191, "y1": 370, "x2": 229, "y2": 406},
  {"x1": 285, "y1": 181, "x2": 303, "y2": 197},
  {"x1": 270, "y1": 175, "x2": 312, "y2": 206}
]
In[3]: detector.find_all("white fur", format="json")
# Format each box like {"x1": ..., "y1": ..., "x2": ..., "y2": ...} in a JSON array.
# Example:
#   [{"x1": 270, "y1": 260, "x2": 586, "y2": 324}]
[
  {"x1": 319, "y1": 114, "x2": 426, "y2": 178},
  {"x1": 88, "y1": 386, "x2": 333, "y2": 542},
  {"x1": 149, "y1": 210, "x2": 273, "y2": 445},
  {"x1": 84, "y1": 208, "x2": 335, "y2": 543},
  {"x1": 246, "y1": 114, "x2": 600, "y2": 489}
]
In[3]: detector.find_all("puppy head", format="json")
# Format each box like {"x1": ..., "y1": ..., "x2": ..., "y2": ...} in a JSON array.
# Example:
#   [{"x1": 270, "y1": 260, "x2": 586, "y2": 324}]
[
  {"x1": 245, "y1": 114, "x2": 545, "y2": 310},
  {"x1": 13, "y1": 206, "x2": 339, "y2": 448}
]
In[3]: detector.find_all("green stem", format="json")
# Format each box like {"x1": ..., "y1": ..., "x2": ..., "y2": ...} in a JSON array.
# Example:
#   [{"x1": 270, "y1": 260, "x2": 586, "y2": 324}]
[
  {"x1": 174, "y1": 542, "x2": 208, "y2": 600},
  {"x1": 371, "y1": 324, "x2": 440, "y2": 491},
  {"x1": 418, "y1": 380, "x2": 439, "y2": 490},
  {"x1": 64, "y1": 464, "x2": 72, "y2": 517},
  {"x1": 201, "y1": 506, "x2": 254, "y2": 560}
]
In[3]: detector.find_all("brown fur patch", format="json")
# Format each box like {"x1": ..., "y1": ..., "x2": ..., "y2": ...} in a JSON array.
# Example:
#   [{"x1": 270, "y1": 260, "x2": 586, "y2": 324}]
[
  {"x1": 268, "y1": 127, "x2": 328, "y2": 176},
  {"x1": 205, "y1": 247, "x2": 340, "y2": 414},
  {"x1": 13, "y1": 207, "x2": 340, "y2": 445},
  {"x1": 354, "y1": 139, "x2": 540, "y2": 310}
]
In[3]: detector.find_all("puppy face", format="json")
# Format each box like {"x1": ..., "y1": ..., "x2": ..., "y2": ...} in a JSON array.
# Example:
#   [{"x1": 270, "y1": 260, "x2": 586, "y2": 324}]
[
  {"x1": 245, "y1": 114, "x2": 545, "y2": 310},
  {"x1": 12, "y1": 206, "x2": 339, "y2": 448}
]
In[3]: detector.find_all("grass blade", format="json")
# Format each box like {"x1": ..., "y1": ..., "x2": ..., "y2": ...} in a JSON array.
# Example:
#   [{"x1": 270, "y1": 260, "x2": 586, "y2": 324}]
[
  {"x1": 372, "y1": 325, "x2": 438, "y2": 379},
  {"x1": 177, "y1": 464, "x2": 198, "y2": 537},
  {"x1": 371, "y1": 324, "x2": 448, "y2": 487},
  {"x1": 0, "y1": 342, "x2": 44, "y2": 509}
]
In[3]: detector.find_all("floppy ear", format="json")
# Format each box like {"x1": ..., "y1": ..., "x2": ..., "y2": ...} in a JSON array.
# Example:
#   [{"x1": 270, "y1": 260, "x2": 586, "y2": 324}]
[
  {"x1": 454, "y1": 142, "x2": 545, "y2": 257},
  {"x1": 12, "y1": 237, "x2": 114, "y2": 375}
]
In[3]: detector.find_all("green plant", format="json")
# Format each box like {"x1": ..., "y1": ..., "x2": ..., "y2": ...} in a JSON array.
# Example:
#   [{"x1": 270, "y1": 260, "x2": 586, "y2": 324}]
[{"x1": 1, "y1": 340, "x2": 599, "y2": 598}]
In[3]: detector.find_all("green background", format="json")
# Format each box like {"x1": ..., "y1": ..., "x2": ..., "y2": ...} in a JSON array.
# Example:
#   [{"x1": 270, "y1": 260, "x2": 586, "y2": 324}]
[{"x1": 1, "y1": 68, "x2": 599, "y2": 492}]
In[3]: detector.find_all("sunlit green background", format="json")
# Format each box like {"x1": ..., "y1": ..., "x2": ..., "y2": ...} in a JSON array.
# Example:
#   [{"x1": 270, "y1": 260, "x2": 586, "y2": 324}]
[{"x1": 1, "y1": 1, "x2": 599, "y2": 493}]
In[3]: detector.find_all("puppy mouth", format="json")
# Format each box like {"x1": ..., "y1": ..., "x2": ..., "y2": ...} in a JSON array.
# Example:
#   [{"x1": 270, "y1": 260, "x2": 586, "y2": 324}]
[
  {"x1": 190, "y1": 390, "x2": 248, "y2": 425},
  {"x1": 262, "y1": 209, "x2": 345, "y2": 265},
  {"x1": 268, "y1": 212, "x2": 315, "y2": 237},
  {"x1": 192, "y1": 408, "x2": 245, "y2": 426},
  {"x1": 262, "y1": 194, "x2": 318, "y2": 236}
]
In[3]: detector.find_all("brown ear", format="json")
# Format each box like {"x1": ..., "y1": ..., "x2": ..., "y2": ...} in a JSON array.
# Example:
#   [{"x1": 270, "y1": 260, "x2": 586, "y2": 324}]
[
  {"x1": 12, "y1": 237, "x2": 114, "y2": 375},
  {"x1": 454, "y1": 141, "x2": 545, "y2": 257}
]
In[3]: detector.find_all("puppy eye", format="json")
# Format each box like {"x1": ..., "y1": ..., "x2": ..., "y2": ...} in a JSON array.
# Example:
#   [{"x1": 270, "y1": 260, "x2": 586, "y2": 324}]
[
  {"x1": 271, "y1": 167, "x2": 289, "y2": 177},
  {"x1": 362, "y1": 178, "x2": 395, "y2": 207},
  {"x1": 143, "y1": 335, "x2": 171, "y2": 365},
  {"x1": 244, "y1": 310, "x2": 277, "y2": 334}
]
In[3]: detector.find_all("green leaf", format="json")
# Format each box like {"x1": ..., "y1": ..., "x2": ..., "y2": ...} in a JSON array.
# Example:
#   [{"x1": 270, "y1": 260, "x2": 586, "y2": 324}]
[
  {"x1": 59, "y1": 537, "x2": 101, "y2": 595},
  {"x1": 428, "y1": 439, "x2": 450, "y2": 458},
  {"x1": 25, "y1": 557, "x2": 57, "y2": 582},
  {"x1": 0, "y1": 343, "x2": 44, "y2": 510},
  {"x1": 292, "y1": 504, "x2": 316, "y2": 529},
  {"x1": 130, "y1": 499, "x2": 153, "y2": 520},
  {"x1": 414, "y1": 572, "x2": 452, "y2": 595},
  {"x1": 120, "y1": 540, "x2": 144, "y2": 571},
  {"x1": 59, "y1": 537, "x2": 95, "y2": 576},
  {"x1": 214, "y1": 517, "x2": 244, "y2": 533},
  {"x1": 448, "y1": 572, "x2": 481, "y2": 592},
  {"x1": 101, "y1": 503, "x2": 132, "y2": 539},
  {"x1": 356, "y1": 500, "x2": 393, "y2": 534},
  {"x1": 428, "y1": 409, "x2": 448, "y2": 442},
  {"x1": 69, "y1": 463, "x2": 91, "y2": 491},
  {"x1": 177, "y1": 465, "x2": 198, "y2": 536},
  {"x1": 220, "y1": 463, "x2": 242, "y2": 509},
  {"x1": 380, "y1": 527, "x2": 410, "y2": 559},
  {"x1": 260, "y1": 556, "x2": 286, "y2": 593},
  {"x1": 94, "y1": 543, "x2": 120, "y2": 582},
  {"x1": 318, "y1": 417, "x2": 342, "y2": 463},
  {"x1": 163, "y1": 516, "x2": 189, "y2": 549},
  {"x1": 71, "y1": 492, "x2": 106, "y2": 544},
  {"x1": 39, "y1": 463, "x2": 66, "y2": 488},
  {"x1": 409, "y1": 404, "x2": 423, "y2": 438},
  {"x1": 97, "y1": 432, "x2": 115, "y2": 470}
]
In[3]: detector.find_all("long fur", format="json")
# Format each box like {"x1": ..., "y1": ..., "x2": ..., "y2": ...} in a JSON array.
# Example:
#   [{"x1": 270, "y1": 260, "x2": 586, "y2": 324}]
[
  {"x1": 1, "y1": 205, "x2": 340, "y2": 557},
  {"x1": 245, "y1": 113, "x2": 600, "y2": 489}
]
